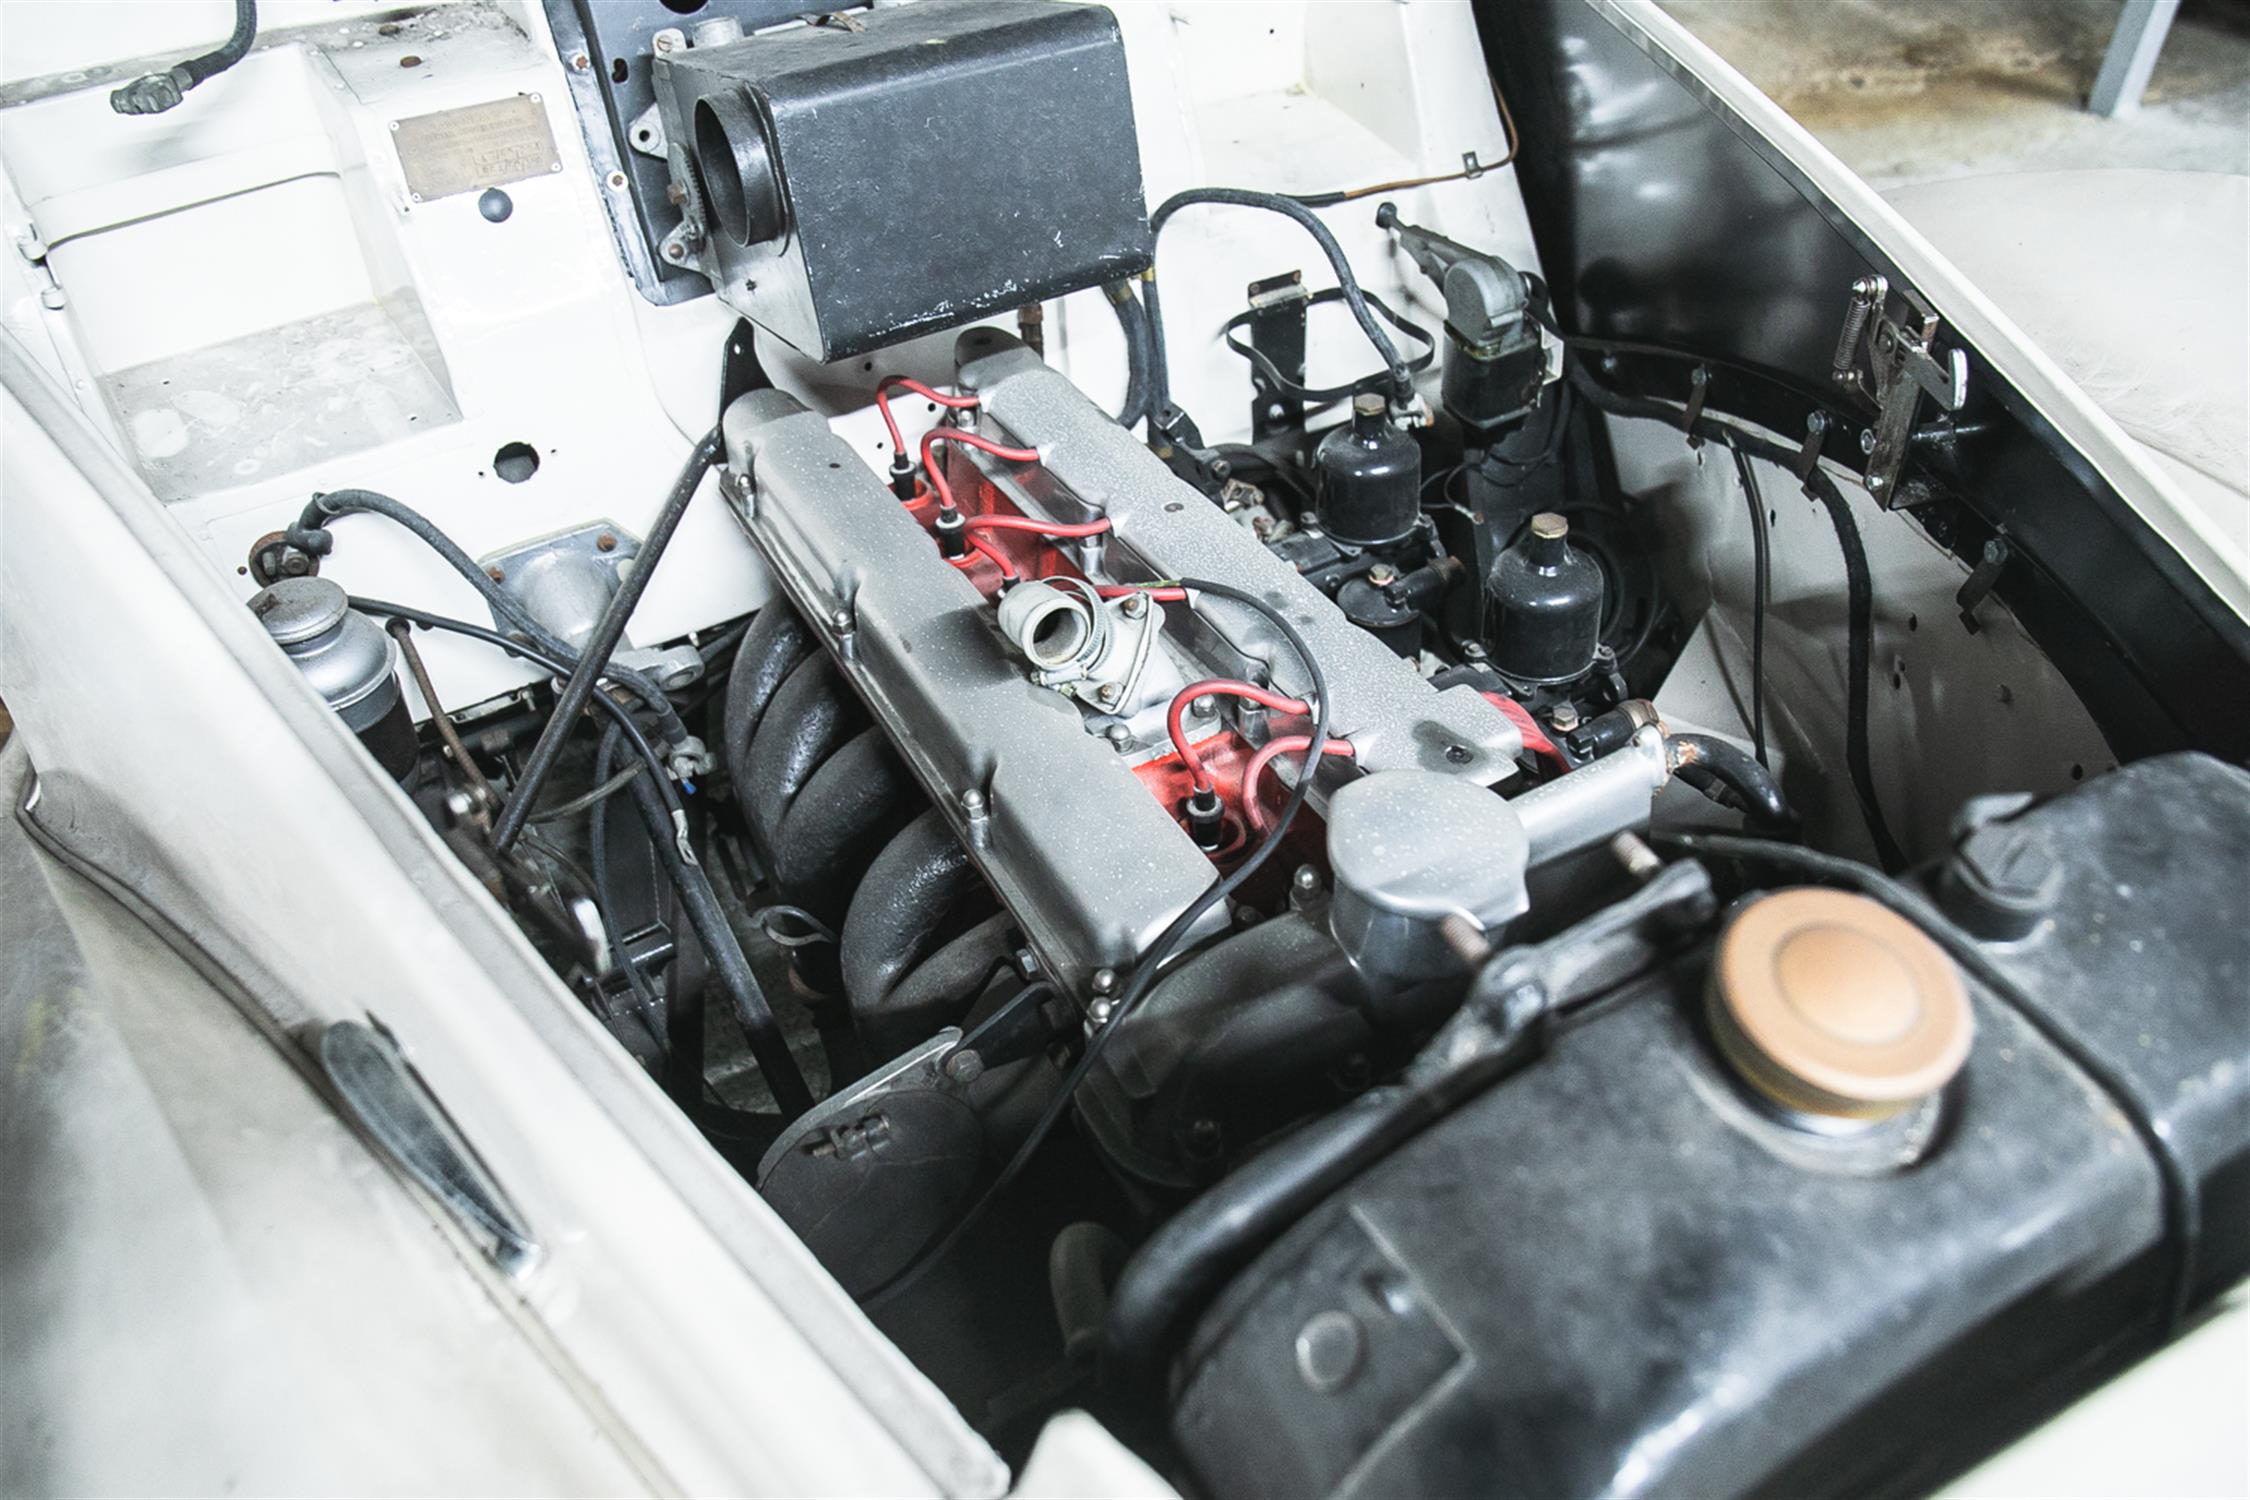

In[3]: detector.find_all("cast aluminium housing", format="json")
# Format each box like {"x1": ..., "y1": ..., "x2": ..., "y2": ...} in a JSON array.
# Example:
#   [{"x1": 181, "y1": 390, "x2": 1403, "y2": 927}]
[{"x1": 720, "y1": 346, "x2": 1527, "y2": 999}]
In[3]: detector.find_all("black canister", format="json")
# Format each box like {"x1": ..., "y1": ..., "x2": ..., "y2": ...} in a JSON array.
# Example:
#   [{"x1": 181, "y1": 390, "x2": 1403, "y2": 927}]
[
  {"x1": 1488, "y1": 512, "x2": 1603, "y2": 684},
  {"x1": 1314, "y1": 393, "x2": 1420, "y2": 548}
]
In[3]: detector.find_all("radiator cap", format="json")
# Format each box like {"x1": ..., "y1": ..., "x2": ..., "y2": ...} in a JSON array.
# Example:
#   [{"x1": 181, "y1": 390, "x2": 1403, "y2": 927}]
[{"x1": 1710, "y1": 887, "x2": 1972, "y2": 1119}]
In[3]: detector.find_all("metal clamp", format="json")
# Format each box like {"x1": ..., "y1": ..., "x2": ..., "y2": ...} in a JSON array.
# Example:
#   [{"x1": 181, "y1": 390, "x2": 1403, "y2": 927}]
[{"x1": 1831, "y1": 276, "x2": 1968, "y2": 506}]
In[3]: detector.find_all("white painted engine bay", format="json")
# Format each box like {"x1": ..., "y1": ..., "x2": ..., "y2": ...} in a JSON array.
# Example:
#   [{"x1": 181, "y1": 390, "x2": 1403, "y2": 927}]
[{"x1": 4, "y1": 2, "x2": 2245, "y2": 1496}]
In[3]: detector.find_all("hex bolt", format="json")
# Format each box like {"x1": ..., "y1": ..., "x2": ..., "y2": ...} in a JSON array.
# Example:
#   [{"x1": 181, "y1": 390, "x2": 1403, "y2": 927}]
[
  {"x1": 828, "y1": 607, "x2": 854, "y2": 635},
  {"x1": 1106, "y1": 724, "x2": 1135, "y2": 752},
  {"x1": 596, "y1": 532, "x2": 617, "y2": 552},
  {"x1": 1121, "y1": 592, "x2": 1149, "y2": 619},
  {"x1": 1367, "y1": 562, "x2": 1398, "y2": 588},
  {"x1": 943, "y1": 1048, "x2": 985, "y2": 1085},
  {"x1": 1292, "y1": 864, "x2": 1322, "y2": 897},
  {"x1": 1096, "y1": 682, "x2": 1124, "y2": 708},
  {"x1": 1860, "y1": 427, "x2": 1878, "y2": 454},
  {"x1": 1090, "y1": 967, "x2": 1117, "y2": 997},
  {"x1": 1191, "y1": 694, "x2": 1216, "y2": 718},
  {"x1": 1549, "y1": 703, "x2": 1582, "y2": 733},
  {"x1": 960, "y1": 788, "x2": 987, "y2": 817},
  {"x1": 1461, "y1": 641, "x2": 1488, "y2": 662}
]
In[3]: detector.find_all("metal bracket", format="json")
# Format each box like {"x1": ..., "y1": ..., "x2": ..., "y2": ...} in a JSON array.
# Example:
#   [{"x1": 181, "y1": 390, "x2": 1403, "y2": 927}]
[
  {"x1": 1794, "y1": 410, "x2": 1830, "y2": 483},
  {"x1": 1246, "y1": 269, "x2": 1310, "y2": 439},
  {"x1": 1682, "y1": 364, "x2": 1711, "y2": 444},
  {"x1": 1955, "y1": 536, "x2": 2010, "y2": 634},
  {"x1": 1831, "y1": 275, "x2": 1969, "y2": 507}
]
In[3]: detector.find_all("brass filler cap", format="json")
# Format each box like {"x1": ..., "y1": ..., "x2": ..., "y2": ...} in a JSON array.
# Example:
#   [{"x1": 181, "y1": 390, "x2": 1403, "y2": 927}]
[{"x1": 1710, "y1": 887, "x2": 1973, "y2": 1119}]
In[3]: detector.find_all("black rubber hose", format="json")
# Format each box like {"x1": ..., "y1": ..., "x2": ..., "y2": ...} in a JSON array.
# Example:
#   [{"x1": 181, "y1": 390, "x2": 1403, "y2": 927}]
[
  {"x1": 1566, "y1": 361, "x2": 1907, "y2": 870},
  {"x1": 350, "y1": 597, "x2": 812, "y2": 1115},
  {"x1": 110, "y1": 0, "x2": 256, "y2": 114},
  {"x1": 621, "y1": 755, "x2": 814, "y2": 1118},
  {"x1": 1101, "y1": 979, "x2": 1545, "y2": 1397},
  {"x1": 1723, "y1": 433, "x2": 1772, "y2": 766},
  {"x1": 495, "y1": 428, "x2": 724, "y2": 854},
  {"x1": 590, "y1": 722, "x2": 662, "y2": 1017},
  {"x1": 347, "y1": 597, "x2": 675, "y2": 796},
  {"x1": 1667, "y1": 732, "x2": 1793, "y2": 829},
  {"x1": 288, "y1": 489, "x2": 683, "y2": 741},
  {"x1": 1107, "y1": 281, "x2": 1152, "y2": 431},
  {"x1": 1146, "y1": 187, "x2": 1413, "y2": 421},
  {"x1": 1803, "y1": 477, "x2": 1909, "y2": 871},
  {"x1": 1656, "y1": 830, "x2": 2201, "y2": 1335}
]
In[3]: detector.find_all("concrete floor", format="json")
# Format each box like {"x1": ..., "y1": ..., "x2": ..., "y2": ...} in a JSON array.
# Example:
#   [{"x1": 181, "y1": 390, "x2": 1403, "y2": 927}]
[{"x1": 1659, "y1": 0, "x2": 2250, "y2": 188}]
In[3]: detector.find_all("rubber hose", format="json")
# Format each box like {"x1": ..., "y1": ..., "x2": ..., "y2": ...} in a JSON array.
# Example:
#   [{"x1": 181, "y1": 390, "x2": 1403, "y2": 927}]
[
  {"x1": 292, "y1": 489, "x2": 683, "y2": 741},
  {"x1": 495, "y1": 427, "x2": 723, "y2": 853},
  {"x1": 1108, "y1": 282, "x2": 1152, "y2": 431},
  {"x1": 1667, "y1": 732, "x2": 1793, "y2": 829},
  {"x1": 110, "y1": 0, "x2": 256, "y2": 114},
  {"x1": 1564, "y1": 362, "x2": 1906, "y2": 868},
  {"x1": 1147, "y1": 186, "x2": 1414, "y2": 418},
  {"x1": 622, "y1": 766, "x2": 814, "y2": 1117}
]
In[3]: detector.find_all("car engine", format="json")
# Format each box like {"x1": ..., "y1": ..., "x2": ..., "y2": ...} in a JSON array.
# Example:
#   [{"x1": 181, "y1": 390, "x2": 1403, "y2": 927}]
[{"x1": 6, "y1": 0, "x2": 2246, "y2": 1494}]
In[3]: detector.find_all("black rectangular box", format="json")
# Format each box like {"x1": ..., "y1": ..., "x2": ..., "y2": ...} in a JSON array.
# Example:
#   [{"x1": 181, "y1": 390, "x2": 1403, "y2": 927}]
[{"x1": 658, "y1": 0, "x2": 1152, "y2": 362}]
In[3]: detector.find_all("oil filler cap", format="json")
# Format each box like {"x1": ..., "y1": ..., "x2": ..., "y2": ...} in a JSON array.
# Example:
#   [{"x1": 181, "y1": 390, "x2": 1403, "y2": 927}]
[{"x1": 1709, "y1": 888, "x2": 1972, "y2": 1119}]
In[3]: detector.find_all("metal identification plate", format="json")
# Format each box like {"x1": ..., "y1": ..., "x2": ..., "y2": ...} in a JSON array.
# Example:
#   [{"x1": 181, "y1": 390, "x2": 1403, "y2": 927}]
[{"x1": 390, "y1": 95, "x2": 560, "y2": 203}]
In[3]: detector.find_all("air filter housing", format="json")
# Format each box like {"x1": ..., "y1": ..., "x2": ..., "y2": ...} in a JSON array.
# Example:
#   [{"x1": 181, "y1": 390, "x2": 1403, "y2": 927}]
[{"x1": 656, "y1": 0, "x2": 1152, "y2": 361}]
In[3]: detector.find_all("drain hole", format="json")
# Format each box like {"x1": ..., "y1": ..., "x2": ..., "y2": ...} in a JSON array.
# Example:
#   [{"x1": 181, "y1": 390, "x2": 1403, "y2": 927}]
[{"x1": 493, "y1": 441, "x2": 541, "y2": 483}]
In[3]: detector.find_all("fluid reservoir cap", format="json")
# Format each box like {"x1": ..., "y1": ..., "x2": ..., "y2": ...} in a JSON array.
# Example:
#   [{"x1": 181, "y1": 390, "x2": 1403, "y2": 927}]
[
  {"x1": 251, "y1": 575, "x2": 350, "y2": 645},
  {"x1": 1710, "y1": 887, "x2": 1972, "y2": 1119}
]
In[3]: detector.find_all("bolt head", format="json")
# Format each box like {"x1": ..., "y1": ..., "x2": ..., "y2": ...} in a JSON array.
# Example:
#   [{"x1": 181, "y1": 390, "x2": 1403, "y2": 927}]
[
  {"x1": 1096, "y1": 683, "x2": 1123, "y2": 706},
  {"x1": 486, "y1": 565, "x2": 506, "y2": 582},
  {"x1": 1549, "y1": 703, "x2": 1582, "y2": 732},
  {"x1": 1191, "y1": 694, "x2": 1216, "y2": 718},
  {"x1": 828, "y1": 607, "x2": 853, "y2": 633},
  {"x1": 1121, "y1": 592, "x2": 1149, "y2": 618},
  {"x1": 1461, "y1": 641, "x2": 1488, "y2": 661},
  {"x1": 1367, "y1": 562, "x2": 1397, "y2": 587},
  {"x1": 1090, "y1": 966, "x2": 1118, "y2": 996},
  {"x1": 664, "y1": 242, "x2": 686, "y2": 261},
  {"x1": 960, "y1": 788, "x2": 987, "y2": 815},
  {"x1": 596, "y1": 532, "x2": 617, "y2": 552},
  {"x1": 569, "y1": 51, "x2": 590, "y2": 70},
  {"x1": 943, "y1": 1049, "x2": 985, "y2": 1085},
  {"x1": 1860, "y1": 428, "x2": 1878, "y2": 453},
  {"x1": 1106, "y1": 724, "x2": 1135, "y2": 751}
]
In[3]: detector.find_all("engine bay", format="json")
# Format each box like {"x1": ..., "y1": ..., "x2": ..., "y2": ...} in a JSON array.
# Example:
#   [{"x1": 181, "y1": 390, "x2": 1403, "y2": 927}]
[{"x1": 5, "y1": 1, "x2": 2246, "y2": 1494}]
